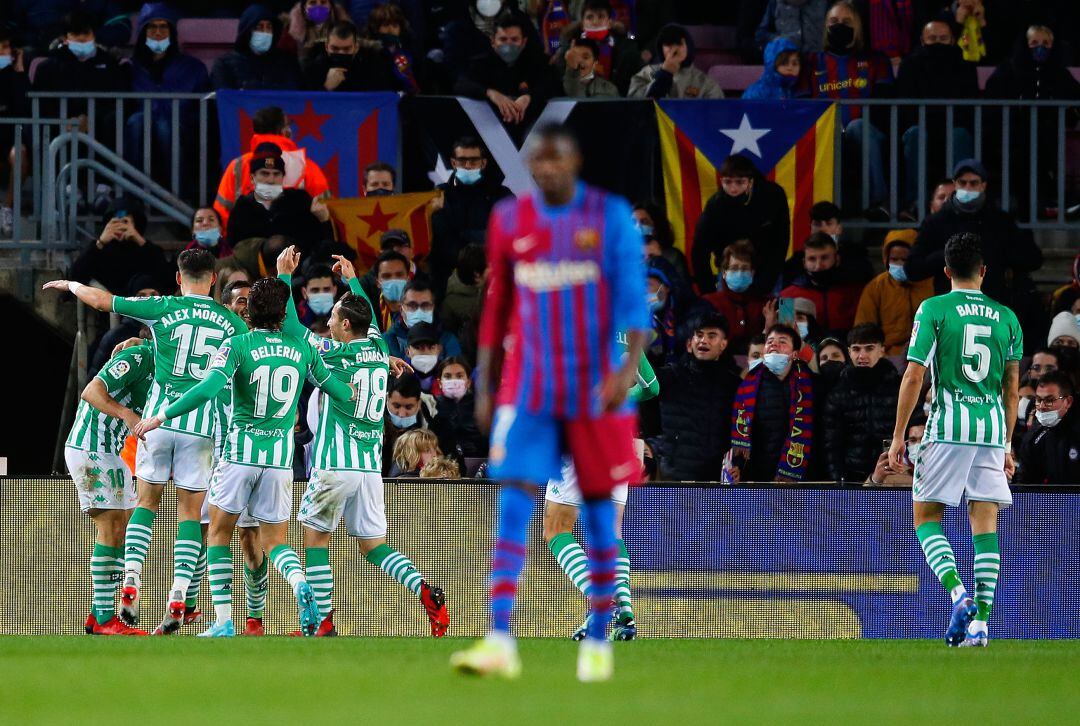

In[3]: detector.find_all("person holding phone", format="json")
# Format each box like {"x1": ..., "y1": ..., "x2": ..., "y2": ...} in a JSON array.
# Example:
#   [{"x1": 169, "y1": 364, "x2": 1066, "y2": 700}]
[{"x1": 69, "y1": 200, "x2": 170, "y2": 295}]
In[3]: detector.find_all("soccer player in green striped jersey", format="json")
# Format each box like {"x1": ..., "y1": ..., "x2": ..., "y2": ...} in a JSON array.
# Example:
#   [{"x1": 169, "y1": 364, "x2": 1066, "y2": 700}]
[
  {"x1": 277, "y1": 246, "x2": 449, "y2": 637},
  {"x1": 44, "y1": 249, "x2": 247, "y2": 633},
  {"x1": 889, "y1": 234, "x2": 1021, "y2": 648},
  {"x1": 135, "y1": 277, "x2": 355, "y2": 637},
  {"x1": 64, "y1": 341, "x2": 154, "y2": 636},
  {"x1": 543, "y1": 334, "x2": 658, "y2": 641}
]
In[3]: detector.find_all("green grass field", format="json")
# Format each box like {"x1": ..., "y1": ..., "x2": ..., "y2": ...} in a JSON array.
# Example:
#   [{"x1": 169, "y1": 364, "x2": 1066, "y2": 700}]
[{"x1": 1, "y1": 637, "x2": 1076, "y2": 725}]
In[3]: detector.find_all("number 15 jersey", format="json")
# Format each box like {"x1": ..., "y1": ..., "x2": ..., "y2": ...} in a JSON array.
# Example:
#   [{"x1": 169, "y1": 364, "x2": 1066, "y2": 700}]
[{"x1": 907, "y1": 289, "x2": 1023, "y2": 448}]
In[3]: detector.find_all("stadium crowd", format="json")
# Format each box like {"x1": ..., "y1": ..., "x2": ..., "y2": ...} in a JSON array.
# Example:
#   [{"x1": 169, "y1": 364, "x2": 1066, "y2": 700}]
[{"x1": 5, "y1": 0, "x2": 1080, "y2": 484}]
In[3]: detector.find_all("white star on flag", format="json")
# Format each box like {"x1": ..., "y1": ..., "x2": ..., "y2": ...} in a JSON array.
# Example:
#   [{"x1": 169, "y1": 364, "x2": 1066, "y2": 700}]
[
  {"x1": 427, "y1": 154, "x2": 453, "y2": 186},
  {"x1": 719, "y1": 114, "x2": 770, "y2": 158}
]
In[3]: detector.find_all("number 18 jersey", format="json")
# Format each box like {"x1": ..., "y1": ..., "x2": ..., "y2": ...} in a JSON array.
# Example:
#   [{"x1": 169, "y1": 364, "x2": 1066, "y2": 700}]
[{"x1": 907, "y1": 289, "x2": 1023, "y2": 448}]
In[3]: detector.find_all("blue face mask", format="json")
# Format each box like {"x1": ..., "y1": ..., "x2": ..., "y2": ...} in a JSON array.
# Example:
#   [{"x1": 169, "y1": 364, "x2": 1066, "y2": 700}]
[
  {"x1": 146, "y1": 36, "x2": 170, "y2": 54},
  {"x1": 496, "y1": 43, "x2": 523, "y2": 64},
  {"x1": 381, "y1": 278, "x2": 406, "y2": 302},
  {"x1": 0, "y1": 55, "x2": 12, "y2": 70},
  {"x1": 763, "y1": 352, "x2": 791, "y2": 376},
  {"x1": 307, "y1": 291, "x2": 335, "y2": 316},
  {"x1": 954, "y1": 188, "x2": 981, "y2": 204},
  {"x1": 724, "y1": 269, "x2": 753, "y2": 293},
  {"x1": 634, "y1": 222, "x2": 654, "y2": 237},
  {"x1": 796, "y1": 321, "x2": 810, "y2": 339},
  {"x1": 404, "y1": 309, "x2": 434, "y2": 327},
  {"x1": 1031, "y1": 45, "x2": 1051, "y2": 64},
  {"x1": 193, "y1": 228, "x2": 220, "y2": 248},
  {"x1": 455, "y1": 167, "x2": 482, "y2": 185},
  {"x1": 390, "y1": 411, "x2": 417, "y2": 428},
  {"x1": 888, "y1": 263, "x2": 908, "y2": 283},
  {"x1": 249, "y1": 30, "x2": 273, "y2": 54},
  {"x1": 68, "y1": 40, "x2": 97, "y2": 60}
]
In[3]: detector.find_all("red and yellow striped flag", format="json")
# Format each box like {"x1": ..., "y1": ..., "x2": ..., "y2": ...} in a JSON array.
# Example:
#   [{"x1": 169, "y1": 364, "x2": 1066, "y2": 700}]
[{"x1": 326, "y1": 191, "x2": 440, "y2": 269}]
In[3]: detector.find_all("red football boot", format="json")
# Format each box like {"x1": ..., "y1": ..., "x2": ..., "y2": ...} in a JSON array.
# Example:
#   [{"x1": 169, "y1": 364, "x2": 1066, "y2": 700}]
[
  {"x1": 420, "y1": 583, "x2": 449, "y2": 637},
  {"x1": 287, "y1": 610, "x2": 336, "y2": 637},
  {"x1": 183, "y1": 605, "x2": 203, "y2": 625},
  {"x1": 93, "y1": 615, "x2": 148, "y2": 636},
  {"x1": 242, "y1": 617, "x2": 265, "y2": 636}
]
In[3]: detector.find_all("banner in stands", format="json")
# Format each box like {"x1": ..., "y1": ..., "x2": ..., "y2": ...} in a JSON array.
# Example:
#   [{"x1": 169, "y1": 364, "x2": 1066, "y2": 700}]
[
  {"x1": 2, "y1": 480, "x2": 1076, "y2": 638},
  {"x1": 656, "y1": 100, "x2": 837, "y2": 263},
  {"x1": 326, "y1": 191, "x2": 439, "y2": 267},
  {"x1": 216, "y1": 91, "x2": 399, "y2": 198}
]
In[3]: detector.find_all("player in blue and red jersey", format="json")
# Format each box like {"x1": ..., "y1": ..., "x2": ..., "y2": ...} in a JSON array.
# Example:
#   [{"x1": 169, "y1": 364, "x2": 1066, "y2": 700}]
[{"x1": 450, "y1": 124, "x2": 648, "y2": 683}]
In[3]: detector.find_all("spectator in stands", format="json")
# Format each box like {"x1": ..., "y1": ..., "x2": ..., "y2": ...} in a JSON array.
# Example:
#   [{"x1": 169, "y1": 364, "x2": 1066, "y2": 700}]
[
  {"x1": 693, "y1": 154, "x2": 790, "y2": 296},
  {"x1": 294, "y1": 264, "x2": 338, "y2": 327},
  {"x1": 0, "y1": 29, "x2": 28, "y2": 237},
  {"x1": 865, "y1": 0, "x2": 926, "y2": 61},
  {"x1": 809, "y1": 200, "x2": 842, "y2": 241},
  {"x1": 32, "y1": 11, "x2": 130, "y2": 144},
  {"x1": 905, "y1": 161, "x2": 1043, "y2": 309},
  {"x1": 455, "y1": 15, "x2": 553, "y2": 128},
  {"x1": 442, "y1": 0, "x2": 542, "y2": 80},
  {"x1": 754, "y1": 0, "x2": 827, "y2": 54},
  {"x1": 125, "y1": 5, "x2": 211, "y2": 194},
  {"x1": 227, "y1": 144, "x2": 332, "y2": 253},
  {"x1": 628, "y1": 23, "x2": 722, "y2": 99},
  {"x1": 185, "y1": 207, "x2": 234, "y2": 259},
  {"x1": 743, "y1": 37, "x2": 801, "y2": 100},
  {"x1": 644, "y1": 259, "x2": 684, "y2": 367},
  {"x1": 854, "y1": 229, "x2": 934, "y2": 355},
  {"x1": 385, "y1": 281, "x2": 463, "y2": 360},
  {"x1": 867, "y1": 414, "x2": 925, "y2": 486},
  {"x1": 1016, "y1": 371, "x2": 1080, "y2": 484},
  {"x1": 383, "y1": 372, "x2": 457, "y2": 475},
  {"x1": 895, "y1": 20, "x2": 978, "y2": 212},
  {"x1": 70, "y1": 199, "x2": 169, "y2": 295},
  {"x1": 702, "y1": 240, "x2": 768, "y2": 354},
  {"x1": 216, "y1": 233, "x2": 289, "y2": 285},
  {"x1": 822, "y1": 323, "x2": 900, "y2": 482},
  {"x1": 8, "y1": 1, "x2": 132, "y2": 52},
  {"x1": 799, "y1": 1, "x2": 893, "y2": 217},
  {"x1": 791, "y1": 295, "x2": 824, "y2": 359},
  {"x1": 953, "y1": 0, "x2": 987, "y2": 64},
  {"x1": 929, "y1": 178, "x2": 955, "y2": 215},
  {"x1": 803, "y1": 199, "x2": 873, "y2": 284},
  {"x1": 420, "y1": 456, "x2": 462, "y2": 478},
  {"x1": 780, "y1": 232, "x2": 865, "y2": 335},
  {"x1": 555, "y1": 0, "x2": 641, "y2": 95},
  {"x1": 364, "y1": 161, "x2": 396, "y2": 195},
  {"x1": 215, "y1": 263, "x2": 252, "y2": 301},
  {"x1": 355, "y1": 4, "x2": 420, "y2": 94},
  {"x1": 440, "y1": 244, "x2": 485, "y2": 361},
  {"x1": 1050, "y1": 252, "x2": 1080, "y2": 315},
  {"x1": 400, "y1": 322, "x2": 445, "y2": 392},
  {"x1": 561, "y1": 37, "x2": 618, "y2": 97},
  {"x1": 725, "y1": 323, "x2": 817, "y2": 483},
  {"x1": 817, "y1": 335, "x2": 847, "y2": 366},
  {"x1": 1028, "y1": 348, "x2": 1062, "y2": 384},
  {"x1": 388, "y1": 428, "x2": 440, "y2": 477},
  {"x1": 211, "y1": 3, "x2": 303, "y2": 90},
  {"x1": 371, "y1": 249, "x2": 410, "y2": 330},
  {"x1": 435, "y1": 357, "x2": 486, "y2": 457},
  {"x1": 633, "y1": 200, "x2": 689, "y2": 288},
  {"x1": 651, "y1": 311, "x2": 741, "y2": 481},
  {"x1": 430, "y1": 136, "x2": 512, "y2": 293},
  {"x1": 214, "y1": 105, "x2": 331, "y2": 229},
  {"x1": 281, "y1": 0, "x2": 352, "y2": 61},
  {"x1": 745, "y1": 333, "x2": 767, "y2": 376},
  {"x1": 87, "y1": 275, "x2": 159, "y2": 379},
  {"x1": 986, "y1": 26, "x2": 1080, "y2": 216},
  {"x1": 303, "y1": 20, "x2": 365, "y2": 90},
  {"x1": 358, "y1": 228, "x2": 416, "y2": 301},
  {"x1": 1048, "y1": 311, "x2": 1080, "y2": 349}
]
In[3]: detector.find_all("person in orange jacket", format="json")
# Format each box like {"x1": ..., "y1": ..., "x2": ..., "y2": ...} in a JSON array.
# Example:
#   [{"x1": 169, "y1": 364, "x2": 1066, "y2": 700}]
[{"x1": 214, "y1": 104, "x2": 330, "y2": 227}]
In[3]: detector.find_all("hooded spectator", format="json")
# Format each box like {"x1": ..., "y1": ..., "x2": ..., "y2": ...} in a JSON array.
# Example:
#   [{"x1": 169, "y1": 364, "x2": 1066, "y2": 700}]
[
  {"x1": 853, "y1": 229, "x2": 934, "y2": 355},
  {"x1": 211, "y1": 3, "x2": 303, "y2": 90},
  {"x1": 743, "y1": 36, "x2": 802, "y2": 100},
  {"x1": 555, "y1": 0, "x2": 641, "y2": 95},
  {"x1": 628, "y1": 23, "x2": 723, "y2": 99},
  {"x1": 184, "y1": 207, "x2": 234, "y2": 259},
  {"x1": 821, "y1": 323, "x2": 901, "y2": 482},
  {"x1": 780, "y1": 232, "x2": 865, "y2": 335},
  {"x1": 644, "y1": 259, "x2": 683, "y2": 367},
  {"x1": 281, "y1": 0, "x2": 352, "y2": 61},
  {"x1": 702, "y1": 239, "x2": 769, "y2": 354},
  {"x1": 754, "y1": 0, "x2": 828, "y2": 54},
  {"x1": 1016, "y1": 371, "x2": 1080, "y2": 484}
]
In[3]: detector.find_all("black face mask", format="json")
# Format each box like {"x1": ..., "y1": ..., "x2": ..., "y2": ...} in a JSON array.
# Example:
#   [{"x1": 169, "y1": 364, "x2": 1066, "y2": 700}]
[
  {"x1": 367, "y1": 188, "x2": 393, "y2": 197},
  {"x1": 819, "y1": 360, "x2": 845, "y2": 381},
  {"x1": 809, "y1": 267, "x2": 839, "y2": 287},
  {"x1": 328, "y1": 52, "x2": 354, "y2": 68},
  {"x1": 827, "y1": 23, "x2": 855, "y2": 51}
]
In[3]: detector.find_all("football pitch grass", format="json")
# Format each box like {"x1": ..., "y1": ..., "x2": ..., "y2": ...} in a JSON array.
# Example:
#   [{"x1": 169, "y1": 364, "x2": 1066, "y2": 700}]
[{"x1": 2, "y1": 637, "x2": 1076, "y2": 724}]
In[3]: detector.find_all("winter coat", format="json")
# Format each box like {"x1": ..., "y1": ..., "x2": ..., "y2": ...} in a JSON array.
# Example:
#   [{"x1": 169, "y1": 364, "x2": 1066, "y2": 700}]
[
  {"x1": 383, "y1": 320, "x2": 463, "y2": 360},
  {"x1": 32, "y1": 44, "x2": 130, "y2": 124},
  {"x1": 905, "y1": 195, "x2": 1043, "y2": 305},
  {"x1": 435, "y1": 391, "x2": 486, "y2": 457},
  {"x1": 453, "y1": 43, "x2": 555, "y2": 108},
  {"x1": 743, "y1": 36, "x2": 800, "y2": 100},
  {"x1": 985, "y1": 36, "x2": 1080, "y2": 102},
  {"x1": 629, "y1": 23, "x2": 723, "y2": 99},
  {"x1": 0, "y1": 64, "x2": 29, "y2": 152},
  {"x1": 440, "y1": 271, "x2": 482, "y2": 359},
  {"x1": 430, "y1": 175, "x2": 512, "y2": 291},
  {"x1": 821, "y1": 360, "x2": 901, "y2": 482},
  {"x1": 854, "y1": 232, "x2": 934, "y2": 355},
  {"x1": 131, "y1": 4, "x2": 211, "y2": 120},
  {"x1": 1017, "y1": 412, "x2": 1080, "y2": 485},
  {"x1": 754, "y1": 0, "x2": 827, "y2": 54},
  {"x1": 702, "y1": 289, "x2": 769, "y2": 354},
  {"x1": 562, "y1": 68, "x2": 620, "y2": 97},
  {"x1": 226, "y1": 189, "x2": 331, "y2": 255},
  {"x1": 10, "y1": 0, "x2": 130, "y2": 50},
  {"x1": 780, "y1": 273, "x2": 865, "y2": 335},
  {"x1": 654, "y1": 354, "x2": 742, "y2": 481},
  {"x1": 895, "y1": 41, "x2": 979, "y2": 129},
  {"x1": 69, "y1": 237, "x2": 170, "y2": 296},
  {"x1": 556, "y1": 21, "x2": 642, "y2": 95},
  {"x1": 692, "y1": 174, "x2": 791, "y2": 295},
  {"x1": 211, "y1": 4, "x2": 303, "y2": 90},
  {"x1": 740, "y1": 365, "x2": 819, "y2": 483}
]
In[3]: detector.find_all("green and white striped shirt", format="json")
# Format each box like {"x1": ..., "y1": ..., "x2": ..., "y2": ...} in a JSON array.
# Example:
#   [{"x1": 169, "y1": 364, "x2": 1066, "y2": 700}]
[{"x1": 66, "y1": 343, "x2": 154, "y2": 454}]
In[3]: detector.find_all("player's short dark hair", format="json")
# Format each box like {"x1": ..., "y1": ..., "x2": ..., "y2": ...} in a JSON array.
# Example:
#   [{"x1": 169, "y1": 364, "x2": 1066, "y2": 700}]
[
  {"x1": 247, "y1": 277, "x2": 291, "y2": 330},
  {"x1": 221, "y1": 279, "x2": 250, "y2": 306},
  {"x1": 804, "y1": 231, "x2": 838, "y2": 251},
  {"x1": 304, "y1": 265, "x2": 334, "y2": 284},
  {"x1": 718, "y1": 154, "x2": 757, "y2": 179},
  {"x1": 177, "y1": 248, "x2": 216, "y2": 280},
  {"x1": 374, "y1": 250, "x2": 409, "y2": 276},
  {"x1": 810, "y1": 201, "x2": 842, "y2": 223},
  {"x1": 495, "y1": 15, "x2": 529, "y2": 35},
  {"x1": 1036, "y1": 370, "x2": 1074, "y2": 398},
  {"x1": 692, "y1": 311, "x2": 729, "y2": 337},
  {"x1": 571, "y1": 37, "x2": 600, "y2": 60},
  {"x1": 65, "y1": 10, "x2": 95, "y2": 36},
  {"x1": 403, "y1": 279, "x2": 433, "y2": 298},
  {"x1": 390, "y1": 371, "x2": 422, "y2": 400},
  {"x1": 252, "y1": 106, "x2": 288, "y2": 135},
  {"x1": 451, "y1": 136, "x2": 486, "y2": 157},
  {"x1": 847, "y1": 323, "x2": 885, "y2": 347},
  {"x1": 329, "y1": 20, "x2": 358, "y2": 40},
  {"x1": 336, "y1": 292, "x2": 373, "y2": 333},
  {"x1": 766, "y1": 323, "x2": 802, "y2": 351},
  {"x1": 364, "y1": 161, "x2": 397, "y2": 185},
  {"x1": 456, "y1": 244, "x2": 487, "y2": 284},
  {"x1": 944, "y1": 232, "x2": 983, "y2": 279}
]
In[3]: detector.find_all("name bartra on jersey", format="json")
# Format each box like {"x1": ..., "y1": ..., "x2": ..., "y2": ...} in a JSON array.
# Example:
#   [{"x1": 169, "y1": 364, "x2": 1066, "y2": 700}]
[{"x1": 954, "y1": 302, "x2": 1001, "y2": 321}]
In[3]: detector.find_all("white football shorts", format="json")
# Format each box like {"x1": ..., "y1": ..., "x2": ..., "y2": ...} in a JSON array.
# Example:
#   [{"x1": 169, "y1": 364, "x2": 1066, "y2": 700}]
[
  {"x1": 912, "y1": 441, "x2": 1012, "y2": 508},
  {"x1": 297, "y1": 469, "x2": 388, "y2": 539}
]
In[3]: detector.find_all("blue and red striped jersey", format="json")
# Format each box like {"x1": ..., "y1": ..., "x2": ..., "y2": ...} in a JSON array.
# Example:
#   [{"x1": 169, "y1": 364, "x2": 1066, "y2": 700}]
[
  {"x1": 479, "y1": 183, "x2": 648, "y2": 419},
  {"x1": 800, "y1": 50, "x2": 894, "y2": 124}
]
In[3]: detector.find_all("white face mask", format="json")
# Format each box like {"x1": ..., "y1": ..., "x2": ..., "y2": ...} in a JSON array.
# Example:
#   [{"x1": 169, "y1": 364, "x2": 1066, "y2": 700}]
[
  {"x1": 1035, "y1": 409, "x2": 1062, "y2": 427},
  {"x1": 411, "y1": 354, "x2": 438, "y2": 374},
  {"x1": 255, "y1": 182, "x2": 283, "y2": 201},
  {"x1": 476, "y1": 0, "x2": 502, "y2": 17},
  {"x1": 763, "y1": 352, "x2": 791, "y2": 375}
]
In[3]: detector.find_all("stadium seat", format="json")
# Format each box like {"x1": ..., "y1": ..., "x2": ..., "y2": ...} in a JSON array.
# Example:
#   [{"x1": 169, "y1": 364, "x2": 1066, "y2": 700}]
[
  {"x1": 684, "y1": 25, "x2": 740, "y2": 74},
  {"x1": 177, "y1": 18, "x2": 240, "y2": 71},
  {"x1": 28, "y1": 56, "x2": 47, "y2": 85},
  {"x1": 707, "y1": 65, "x2": 763, "y2": 94}
]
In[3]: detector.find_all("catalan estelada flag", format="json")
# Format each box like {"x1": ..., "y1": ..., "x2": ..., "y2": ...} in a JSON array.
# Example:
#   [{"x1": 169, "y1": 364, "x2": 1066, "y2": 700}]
[
  {"x1": 217, "y1": 91, "x2": 399, "y2": 198},
  {"x1": 326, "y1": 192, "x2": 440, "y2": 269},
  {"x1": 656, "y1": 100, "x2": 836, "y2": 264}
]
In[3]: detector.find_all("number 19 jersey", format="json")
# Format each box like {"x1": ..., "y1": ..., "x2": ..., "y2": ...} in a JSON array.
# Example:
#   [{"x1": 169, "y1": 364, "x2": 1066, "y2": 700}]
[
  {"x1": 113, "y1": 294, "x2": 246, "y2": 438},
  {"x1": 907, "y1": 289, "x2": 1023, "y2": 448}
]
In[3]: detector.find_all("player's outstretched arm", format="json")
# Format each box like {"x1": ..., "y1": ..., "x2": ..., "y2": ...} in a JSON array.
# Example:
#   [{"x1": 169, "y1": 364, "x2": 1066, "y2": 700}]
[
  {"x1": 334, "y1": 254, "x2": 375, "y2": 311},
  {"x1": 602, "y1": 330, "x2": 647, "y2": 412},
  {"x1": 133, "y1": 370, "x2": 228, "y2": 439},
  {"x1": 308, "y1": 352, "x2": 355, "y2": 403},
  {"x1": 41, "y1": 280, "x2": 113, "y2": 312},
  {"x1": 275, "y1": 245, "x2": 316, "y2": 342},
  {"x1": 890, "y1": 361, "x2": 926, "y2": 471},
  {"x1": 81, "y1": 378, "x2": 139, "y2": 432},
  {"x1": 629, "y1": 351, "x2": 659, "y2": 403}
]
